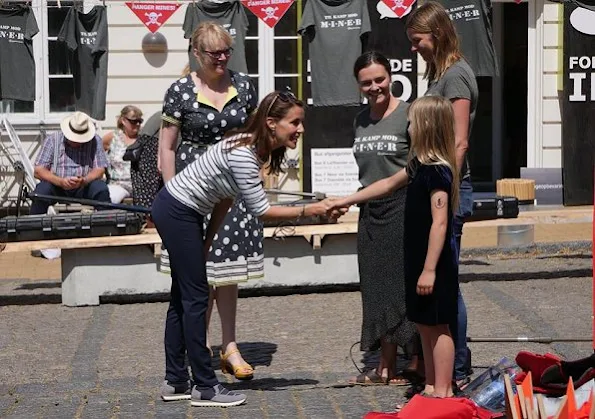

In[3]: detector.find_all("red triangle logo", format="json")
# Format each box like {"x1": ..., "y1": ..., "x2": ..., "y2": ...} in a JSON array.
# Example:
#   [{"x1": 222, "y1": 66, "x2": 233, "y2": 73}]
[
  {"x1": 380, "y1": 0, "x2": 416, "y2": 18},
  {"x1": 241, "y1": 0, "x2": 295, "y2": 28},
  {"x1": 126, "y1": 2, "x2": 181, "y2": 33}
]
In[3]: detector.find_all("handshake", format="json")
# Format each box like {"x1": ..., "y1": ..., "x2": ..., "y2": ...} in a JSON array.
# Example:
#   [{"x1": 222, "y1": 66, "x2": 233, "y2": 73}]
[{"x1": 309, "y1": 197, "x2": 351, "y2": 220}]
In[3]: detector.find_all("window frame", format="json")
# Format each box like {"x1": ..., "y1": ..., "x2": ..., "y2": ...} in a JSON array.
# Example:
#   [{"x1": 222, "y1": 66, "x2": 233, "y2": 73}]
[{"x1": 1, "y1": 0, "x2": 78, "y2": 126}]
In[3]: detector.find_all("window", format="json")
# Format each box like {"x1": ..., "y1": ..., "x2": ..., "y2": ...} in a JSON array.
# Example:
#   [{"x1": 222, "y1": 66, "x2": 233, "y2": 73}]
[
  {"x1": 46, "y1": 0, "x2": 76, "y2": 113},
  {"x1": 0, "y1": 0, "x2": 76, "y2": 121}
]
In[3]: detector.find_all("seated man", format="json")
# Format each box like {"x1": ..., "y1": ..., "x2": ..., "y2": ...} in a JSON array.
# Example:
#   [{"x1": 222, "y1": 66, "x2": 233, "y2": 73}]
[{"x1": 31, "y1": 111, "x2": 110, "y2": 215}]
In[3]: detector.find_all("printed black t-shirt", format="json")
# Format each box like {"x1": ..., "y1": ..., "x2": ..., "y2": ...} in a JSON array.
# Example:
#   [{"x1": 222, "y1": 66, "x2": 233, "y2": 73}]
[
  {"x1": 438, "y1": 0, "x2": 498, "y2": 77},
  {"x1": 299, "y1": 0, "x2": 371, "y2": 106},
  {"x1": 183, "y1": 0, "x2": 249, "y2": 74},
  {"x1": 0, "y1": 5, "x2": 38, "y2": 101},
  {"x1": 58, "y1": 5, "x2": 108, "y2": 120}
]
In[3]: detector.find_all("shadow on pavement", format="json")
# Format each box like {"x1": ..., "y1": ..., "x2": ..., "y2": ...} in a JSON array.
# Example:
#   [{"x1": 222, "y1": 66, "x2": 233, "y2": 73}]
[
  {"x1": 16, "y1": 281, "x2": 60, "y2": 290},
  {"x1": 226, "y1": 377, "x2": 320, "y2": 391},
  {"x1": 460, "y1": 268, "x2": 592, "y2": 283}
]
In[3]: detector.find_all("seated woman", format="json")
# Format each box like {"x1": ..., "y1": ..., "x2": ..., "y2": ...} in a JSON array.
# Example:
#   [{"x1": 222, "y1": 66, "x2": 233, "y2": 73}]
[{"x1": 102, "y1": 105, "x2": 143, "y2": 203}]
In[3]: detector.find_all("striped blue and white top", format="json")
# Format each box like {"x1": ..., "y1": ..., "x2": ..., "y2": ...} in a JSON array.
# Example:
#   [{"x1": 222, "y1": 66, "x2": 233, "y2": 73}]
[{"x1": 166, "y1": 134, "x2": 271, "y2": 217}]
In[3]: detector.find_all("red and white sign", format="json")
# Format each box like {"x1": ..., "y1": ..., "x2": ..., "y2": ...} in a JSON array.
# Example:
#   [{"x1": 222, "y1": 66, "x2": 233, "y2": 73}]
[
  {"x1": 126, "y1": 2, "x2": 181, "y2": 33},
  {"x1": 241, "y1": 0, "x2": 294, "y2": 28},
  {"x1": 380, "y1": 0, "x2": 416, "y2": 19}
]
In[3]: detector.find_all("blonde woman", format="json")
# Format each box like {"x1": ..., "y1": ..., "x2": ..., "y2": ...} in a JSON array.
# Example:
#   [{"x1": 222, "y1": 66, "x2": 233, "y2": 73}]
[
  {"x1": 102, "y1": 105, "x2": 143, "y2": 204},
  {"x1": 159, "y1": 22, "x2": 259, "y2": 382},
  {"x1": 406, "y1": 1, "x2": 479, "y2": 388}
]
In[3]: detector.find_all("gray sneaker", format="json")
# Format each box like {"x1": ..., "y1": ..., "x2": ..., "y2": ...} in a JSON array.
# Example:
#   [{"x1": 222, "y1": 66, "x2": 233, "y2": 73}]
[
  {"x1": 190, "y1": 384, "x2": 246, "y2": 407},
  {"x1": 160, "y1": 380, "x2": 191, "y2": 401}
]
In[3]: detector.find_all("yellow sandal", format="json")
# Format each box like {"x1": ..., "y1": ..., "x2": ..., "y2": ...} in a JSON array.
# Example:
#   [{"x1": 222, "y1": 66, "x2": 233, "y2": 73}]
[{"x1": 220, "y1": 349, "x2": 254, "y2": 381}]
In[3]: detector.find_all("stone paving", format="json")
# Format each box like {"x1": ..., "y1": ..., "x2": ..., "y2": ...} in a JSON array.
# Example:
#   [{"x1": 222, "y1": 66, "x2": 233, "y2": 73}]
[{"x1": 0, "y1": 247, "x2": 593, "y2": 418}]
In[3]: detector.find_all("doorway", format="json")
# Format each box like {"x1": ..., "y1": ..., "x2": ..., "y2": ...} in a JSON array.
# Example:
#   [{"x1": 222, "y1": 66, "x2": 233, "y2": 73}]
[{"x1": 470, "y1": 2, "x2": 528, "y2": 191}]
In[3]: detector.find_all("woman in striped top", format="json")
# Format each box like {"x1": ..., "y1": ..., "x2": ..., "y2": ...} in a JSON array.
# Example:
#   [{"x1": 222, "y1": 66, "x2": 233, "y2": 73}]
[{"x1": 152, "y1": 91, "x2": 341, "y2": 408}]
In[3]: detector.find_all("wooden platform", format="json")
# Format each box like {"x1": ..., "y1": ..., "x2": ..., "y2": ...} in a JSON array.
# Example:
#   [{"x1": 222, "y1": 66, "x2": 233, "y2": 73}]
[{"x1": 2, "y1": 206, "x2": 592, "y2": 253}]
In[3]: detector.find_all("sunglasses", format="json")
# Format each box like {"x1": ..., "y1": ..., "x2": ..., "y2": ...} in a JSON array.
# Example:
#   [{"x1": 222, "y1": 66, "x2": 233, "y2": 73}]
[
  {"x1": 125, "y1": 117, "x2": 143, "y2": 125},
  {"x1": 266, "y1": 89, "x2": 298, "y2": 116},
  {"x1": 202, "y1": 48, "x2": 233, "y2": 59}
]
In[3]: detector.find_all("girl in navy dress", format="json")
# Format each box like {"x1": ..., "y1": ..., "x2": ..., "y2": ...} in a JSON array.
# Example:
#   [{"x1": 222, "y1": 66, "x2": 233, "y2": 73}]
[
  {"x1": 402, "y1": 96, "x2": 459, "y2": 398},
  {"x1": 332, "y1": 96, "x2": 459, "y2": 398}
]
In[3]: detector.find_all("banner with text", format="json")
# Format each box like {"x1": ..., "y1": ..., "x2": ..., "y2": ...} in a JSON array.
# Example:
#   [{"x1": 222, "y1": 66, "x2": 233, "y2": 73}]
[
  {"x1": 126, "y1": 2, "x2": 181, "y2": 33},
  {"x1": 241, "y1": 0, "x2": 295, "y2": 28},
  {"x1": 562, "y1": 3, "x2": 595, "y2": 205}
]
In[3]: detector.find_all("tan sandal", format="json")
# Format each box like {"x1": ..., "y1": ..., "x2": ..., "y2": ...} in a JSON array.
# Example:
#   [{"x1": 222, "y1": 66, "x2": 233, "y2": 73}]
[
  {"x1": 349, "y1": 370, "x2": 388, "y2": 386},
  {"x1": 220, "y1": 349, "x2": 254, "y2": 381}
]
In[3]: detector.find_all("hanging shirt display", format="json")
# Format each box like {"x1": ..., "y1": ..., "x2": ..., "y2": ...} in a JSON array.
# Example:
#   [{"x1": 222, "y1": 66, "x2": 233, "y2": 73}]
[
  {"x1": 0, "y1": 5, "x2": 38, "y2": 101},
  {"x1": 183, "y1": 0, "x2": 249, "y2": 74},
  {"x1": 438, "y1": 0, "x2": 498, "y2": 77},
  {"x1": 365, "y1": 0, "x2": 417, "y2": 101},
  {"x1": 299, "y1": 0, "x2": 371, "y2": 106},
  {"x1": 58, "y1": 5, "x2": 109, "y2": 120}
]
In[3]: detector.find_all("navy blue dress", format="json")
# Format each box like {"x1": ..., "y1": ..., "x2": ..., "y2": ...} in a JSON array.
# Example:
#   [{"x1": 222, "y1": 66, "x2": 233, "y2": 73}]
[{"x1": 404, "y1": 160, "x2": 459, "y2": 326}]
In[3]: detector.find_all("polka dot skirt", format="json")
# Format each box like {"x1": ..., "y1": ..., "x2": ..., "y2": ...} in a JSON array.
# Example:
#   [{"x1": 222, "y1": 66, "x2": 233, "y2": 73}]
[{"x1": 160, "y1": 141, "x2": 264, "y2": 286}]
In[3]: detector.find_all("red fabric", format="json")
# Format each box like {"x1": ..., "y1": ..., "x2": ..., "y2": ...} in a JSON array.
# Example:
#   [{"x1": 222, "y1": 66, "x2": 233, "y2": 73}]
[
  {"x1": 363, "y1": 395, "x2": 504, "y2": 419},
  {"x1": 515, "y1": 351, "x2": 561, "y2": 387}
]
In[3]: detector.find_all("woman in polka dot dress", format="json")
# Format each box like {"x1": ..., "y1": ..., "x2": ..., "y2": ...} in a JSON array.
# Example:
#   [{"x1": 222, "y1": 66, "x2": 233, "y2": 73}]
[{"x1": 160, "y1": 22, "x2": 260, "y2": 380}]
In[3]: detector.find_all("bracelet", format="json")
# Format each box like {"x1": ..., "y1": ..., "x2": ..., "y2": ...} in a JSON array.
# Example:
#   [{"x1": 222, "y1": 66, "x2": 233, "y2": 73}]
[{"x1": 300, "y1": 205, "x2": 306, "y2": 218}]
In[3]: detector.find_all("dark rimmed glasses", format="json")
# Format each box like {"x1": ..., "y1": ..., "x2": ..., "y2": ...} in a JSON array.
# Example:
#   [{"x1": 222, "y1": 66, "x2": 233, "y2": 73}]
[
  {"x1": 125, "y1": 117, "x2": 143, "y2": 125},
  {"x1": 202, "y1": 47, "x2": 233, "y2": 60},
  {"x1": 266, "y1": 88, "x2": 298, "y2": 116}
]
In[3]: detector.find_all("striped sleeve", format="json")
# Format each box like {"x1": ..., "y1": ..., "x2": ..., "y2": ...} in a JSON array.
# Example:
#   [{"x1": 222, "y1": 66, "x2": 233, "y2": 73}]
[{"x1": 228, "y1": 147, "x2": 270, "y2": 217}]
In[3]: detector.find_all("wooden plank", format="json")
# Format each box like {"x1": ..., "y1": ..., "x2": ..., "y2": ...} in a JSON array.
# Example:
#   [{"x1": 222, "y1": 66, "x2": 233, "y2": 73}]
[
  {"x1": 504, "y1": 374, "x2": 520, "y2": 419},
  {"x1": 2, "y1": 232, "x2": 162, "y2": 253},
  {"x1": 2, "y1": 206, "x2": 592, "y2": 253}
]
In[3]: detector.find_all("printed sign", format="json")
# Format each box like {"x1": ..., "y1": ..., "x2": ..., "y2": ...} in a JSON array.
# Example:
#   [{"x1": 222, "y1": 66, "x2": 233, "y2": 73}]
[
  {"x1": 311, "y1": 148, "x2": 361, "y2": 197},
  {"x1": 126, "y1": 2, "x2": 181, "y2": 33},
  {"x1": 520, "y1": 168, "x2": 563, "y2": 205},
  {"x1": 241, "y1": 0, "x2": 294, "y2": 28},
  {"x1": 562, "y1": 2, "x2": 595, "y2": 205},
  {"x1": 378, "y1": 0, "x2": 416, "y2": 19}
]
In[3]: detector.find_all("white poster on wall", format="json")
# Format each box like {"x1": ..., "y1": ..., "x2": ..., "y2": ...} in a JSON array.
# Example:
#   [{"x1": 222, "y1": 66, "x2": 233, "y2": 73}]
[{"x1": 311, "y1": 148, "x2": 361, "y2": 198}]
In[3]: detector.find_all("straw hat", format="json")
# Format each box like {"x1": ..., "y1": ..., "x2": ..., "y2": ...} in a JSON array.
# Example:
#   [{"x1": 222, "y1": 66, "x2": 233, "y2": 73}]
[{"x1": 60, "y1": 111, "x2": 96, "y2": 143}]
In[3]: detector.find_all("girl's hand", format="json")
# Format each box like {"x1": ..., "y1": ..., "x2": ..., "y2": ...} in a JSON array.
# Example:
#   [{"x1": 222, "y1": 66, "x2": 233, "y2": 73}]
[{"x1": 416, "y1": 269, "x2": 436, "y2": 295}]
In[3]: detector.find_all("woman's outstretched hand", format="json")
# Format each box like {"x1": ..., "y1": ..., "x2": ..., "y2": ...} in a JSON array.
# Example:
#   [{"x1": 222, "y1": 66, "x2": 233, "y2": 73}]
[{"x1": 321, "y1": 198, "x2": 349, "y2": 219}]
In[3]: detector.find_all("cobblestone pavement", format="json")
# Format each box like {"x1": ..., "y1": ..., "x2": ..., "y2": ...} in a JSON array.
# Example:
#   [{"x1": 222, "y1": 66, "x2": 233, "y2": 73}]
[{"x1": 0, "y1": 248, "x2": 593, "y2": 418}]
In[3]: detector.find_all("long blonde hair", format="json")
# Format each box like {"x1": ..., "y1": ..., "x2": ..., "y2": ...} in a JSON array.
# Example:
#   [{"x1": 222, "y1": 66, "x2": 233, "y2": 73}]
[
  {"x1": 407, "y1": 96, "x2": 459, "y2": 211},
  {"x1": 405, "y1": 1, "x2": 462, "y2": 82},
  {"x1": 181, "y1": 21, "x2": 233, "y2": 76}
]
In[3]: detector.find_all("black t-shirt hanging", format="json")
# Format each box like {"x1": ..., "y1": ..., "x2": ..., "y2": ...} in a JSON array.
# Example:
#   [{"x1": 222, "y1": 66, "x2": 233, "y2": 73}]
[
  {"x1": 438, "y1": 0, "x2": 498, "y2": 77},
  {"x1": 183, "y1": 0, "x2": 249, "y2": 74},
  {"x1": 58, "y1": 5, "x2": 108, "y2": 120},
  {"x1": 0, "y1": 5, "x2": 39, "y2": 101},
  {"x1": 365, "y1": 0, "x2": 417, "y2": 100}
]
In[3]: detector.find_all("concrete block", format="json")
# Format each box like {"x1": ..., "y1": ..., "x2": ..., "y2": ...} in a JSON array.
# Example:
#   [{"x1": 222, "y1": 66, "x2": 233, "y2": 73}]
[
  {"x1": 61, "y1": 246, "x2": 171, "y2": 307},
  {"x1": 59, "y1": 235, "x2": 358, "y2": 306}
]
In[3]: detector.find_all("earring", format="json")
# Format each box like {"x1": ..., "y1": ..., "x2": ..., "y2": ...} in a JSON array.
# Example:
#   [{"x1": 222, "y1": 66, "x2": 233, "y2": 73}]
[{"x1": 272, "y1": 126, "x2": 276, "y2": 137}]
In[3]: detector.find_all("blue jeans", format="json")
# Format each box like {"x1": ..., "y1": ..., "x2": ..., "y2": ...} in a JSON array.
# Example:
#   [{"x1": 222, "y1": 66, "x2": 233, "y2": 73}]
[
  {"x1": 30, "y1": 180, "x2": 110, "y2": 215},
  {"x1": 451, "y1": 178, "x2": 473, "y2": 380}
]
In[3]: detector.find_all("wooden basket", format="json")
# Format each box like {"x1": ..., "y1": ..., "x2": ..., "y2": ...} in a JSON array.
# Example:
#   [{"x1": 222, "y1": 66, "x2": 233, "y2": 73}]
[{"x1": 496, "y1": 178, "x2": 536, "y2": 202}]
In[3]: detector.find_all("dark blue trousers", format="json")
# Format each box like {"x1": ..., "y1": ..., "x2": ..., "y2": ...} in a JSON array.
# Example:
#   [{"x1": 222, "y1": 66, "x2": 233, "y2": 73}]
[
  {"x1": 450, "y1": 178, "x2": 474, "y2": 380},
  {"x1": 30, "y1": 180, "x2": 110, "y2": 215},
  {"x1": 151, "y1": 188, "x2": 217, "y2": 388}
]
